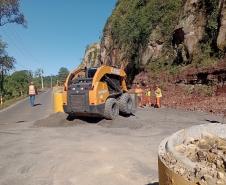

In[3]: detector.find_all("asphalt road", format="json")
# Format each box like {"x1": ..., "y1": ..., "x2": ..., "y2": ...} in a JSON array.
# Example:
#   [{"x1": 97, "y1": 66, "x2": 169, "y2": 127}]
[
  {"x1": 0, "y1": 89, "x2": 53, "y2": 124},
  {"x1": 0, "y1": 90, "x2": 223, "y2": 185}
]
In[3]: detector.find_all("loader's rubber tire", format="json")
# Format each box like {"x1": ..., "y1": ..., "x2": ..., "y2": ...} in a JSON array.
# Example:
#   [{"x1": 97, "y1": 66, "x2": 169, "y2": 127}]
[
  {"x1": 104, "y1": 98, "x2": 119, "y2": 120},
  {"x1": 67, "y1": 113, "x2": 76, "y2": 121},
  {"x1": 118, "y1": 93, "x2": 133, "y2": 115}
]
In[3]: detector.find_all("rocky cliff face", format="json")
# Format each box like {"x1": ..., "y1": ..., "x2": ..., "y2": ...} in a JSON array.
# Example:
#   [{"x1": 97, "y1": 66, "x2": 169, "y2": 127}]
[
  {"x1": 79, "y1": 0, "x2": 226, "y2": 113},
  {"x1": 99, "y1": 0, "x2": 226, "y2": 81},
  {"x1": 218, "y1": 0, "x2": 226, "y2": 50},
  {"x1": 176, "y1": 0, "x2": 207, "y2": 59},
  {"x1": 80, "y1": 43, "x2": 101, "y2": 68}
]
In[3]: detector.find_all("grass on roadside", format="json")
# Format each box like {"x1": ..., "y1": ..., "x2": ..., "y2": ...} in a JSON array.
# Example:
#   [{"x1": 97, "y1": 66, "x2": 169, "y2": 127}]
[{"x1": 0, "y1": 96, "x2": 28, "y2": 110}]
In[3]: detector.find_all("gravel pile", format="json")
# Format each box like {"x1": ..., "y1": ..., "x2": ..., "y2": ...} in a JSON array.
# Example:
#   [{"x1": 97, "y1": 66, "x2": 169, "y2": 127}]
[
  {"x1": 33, "y1": 113, "x2": 85, "y2": 127},
  {"x1": 33, "y1": 112, "x2": 142, "y2": 129}
]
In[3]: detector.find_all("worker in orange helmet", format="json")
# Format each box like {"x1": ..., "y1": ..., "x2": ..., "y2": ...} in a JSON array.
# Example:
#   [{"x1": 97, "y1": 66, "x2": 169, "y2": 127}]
[
  {"x1": 145, "y1": 85, "x2": 152, "y2": 107},
  {"x1": 155, "y1": 85, "x2": 162, "y2": 108},
  {"x1": 135, "y1": 84, "x2": 144, "y2": 107}
]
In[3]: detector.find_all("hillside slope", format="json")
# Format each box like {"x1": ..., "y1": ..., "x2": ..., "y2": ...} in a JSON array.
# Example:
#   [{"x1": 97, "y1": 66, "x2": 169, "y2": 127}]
[
  {"x1": 80, "y1": 0, "x2": 226, "y2": 114},
  {"x1": 101, "y1": 0, "x2": 226, "y2": 81}
]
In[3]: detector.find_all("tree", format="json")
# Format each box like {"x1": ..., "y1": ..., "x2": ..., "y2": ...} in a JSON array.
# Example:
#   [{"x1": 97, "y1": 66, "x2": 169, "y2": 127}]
[
  {"x1": 35, "y1": 68, "x2": 44, "y2": 89},
  {"x1": 43, "y1": 75, "x2": 58, "y2": 88},
  {"x1": 0, "y1": 40, "x2": 15, "y2": 96},
  {"x1": 58, "y1": 67, "x2": 69, "y2": 85},
  {"x1": 0, "y1": 0, "x2": 26, "y2": 27},
  {"x1": 0, "y1": 0, "x2": 26, "y2": 102},
  {"x1": 34, "y1": 68, "x2": 44, "y2": 78},
  {"x1": 5, "y1": 70, "x2": 31, "y2": 97}
]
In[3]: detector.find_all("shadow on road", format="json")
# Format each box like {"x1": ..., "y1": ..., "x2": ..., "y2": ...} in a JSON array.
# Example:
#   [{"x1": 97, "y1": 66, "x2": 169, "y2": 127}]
[
  {"x1": 34, "y1": 103, "x2": 42, "y2": 107},
  {"x1": 146, "y1": 182, "x2": 159, "y2": 185},
  {"x1": 66, "y1": 115, "x2": 103, "y2": 124},
  {"x1": 0, "y1": 131, "x2": 20, "y2": 135},
  {"x1": 16, "y1": 120, "x2": 26, "y2": 123},
  {"x1": 205, "y1": 119, "x2": 220, "y2": 123}
]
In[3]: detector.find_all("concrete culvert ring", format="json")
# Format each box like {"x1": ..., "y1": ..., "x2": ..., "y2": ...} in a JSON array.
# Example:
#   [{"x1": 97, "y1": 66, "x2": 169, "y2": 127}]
[{"x1": 158, "y1": 123, "x2": 226, "y2": 185}]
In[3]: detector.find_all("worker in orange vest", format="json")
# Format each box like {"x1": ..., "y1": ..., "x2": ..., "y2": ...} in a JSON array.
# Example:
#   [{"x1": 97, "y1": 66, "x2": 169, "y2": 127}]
[
  {"x1": 155, "y1": 85, "x2": 162, "y2": 108},
  {"x1": 29, "y1": 82, "x2": 37, "y2": 107},
  {"x1": 145, "y1": 85, "x2": 152, "y2": 107},
  {"x1": 135, "y1": 84, "x2": 144, "y2": 107}
]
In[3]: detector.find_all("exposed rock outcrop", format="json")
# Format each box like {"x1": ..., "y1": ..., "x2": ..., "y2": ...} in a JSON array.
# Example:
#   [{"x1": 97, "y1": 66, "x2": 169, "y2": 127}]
[
  {"x1": 140, "y1": 27, "x2": 165, "y2": 66},
  {"x1": 78, "y1": 0, "x2": 226, "y2": 114},
  {"x1": 99, "y1": 0, "x2": 225, "y2": 80},
  {"x1": 176, "y1": 0, "x2": 206, "y2": 61},
  {"x1": 80, "y1": 43, "x2": 101, "y2": 68},
  {"x1": 217, "y1": 0, "x2": 226, "y2": 51},
  {"x1": 100, "y1": 33, "x2": 128, "y2": 69},
  {"x1": 81, "y1": 0, "x2": 226, "y2": 88},
  {"x1": 177, "y1": 61, "x2": 226, "y2": 85}
]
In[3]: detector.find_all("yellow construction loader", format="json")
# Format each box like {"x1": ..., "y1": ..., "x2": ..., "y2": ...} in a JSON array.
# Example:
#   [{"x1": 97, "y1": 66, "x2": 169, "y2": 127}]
[{"x1": 63, "y1": 65, "x2": 134, "y2": 120}]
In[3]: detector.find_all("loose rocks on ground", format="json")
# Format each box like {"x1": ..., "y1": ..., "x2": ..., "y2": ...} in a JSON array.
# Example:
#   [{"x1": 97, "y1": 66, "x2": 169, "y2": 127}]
[
  {"x1": 161, "y1": 132, "x2": 226, "y2": 185},
  {"x1": 33, "y1": 112, "x2": 142, "y2": 130},
  {"x1": 176, "y1": 133, "x2": 226, "y2": 185}
]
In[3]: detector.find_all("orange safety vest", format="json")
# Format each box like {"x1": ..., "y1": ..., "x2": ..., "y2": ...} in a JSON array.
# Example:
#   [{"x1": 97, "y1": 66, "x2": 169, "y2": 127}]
[
  {"x1": 146, "y1": 90, "x2": 151, "y2": 97},
  {"x1": 155, "y1": 88, "x2": 162, "y2": 98},
  {"x1": 135, "y1": 88, "x2": 143, "y2": 97},
  {"x1": 29, "y1": 85, "x2": 36, "y2": 95}
]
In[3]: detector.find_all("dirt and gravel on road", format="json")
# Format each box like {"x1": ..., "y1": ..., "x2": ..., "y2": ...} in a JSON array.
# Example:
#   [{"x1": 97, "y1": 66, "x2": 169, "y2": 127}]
[{"x1": 0, "y1": 93, "x2": 224, "y2": 185}]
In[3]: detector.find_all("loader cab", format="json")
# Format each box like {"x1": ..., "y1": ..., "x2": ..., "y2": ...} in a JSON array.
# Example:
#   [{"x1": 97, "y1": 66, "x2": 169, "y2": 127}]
[
  {"x1": 86, "y1": 68, "x2": 97, "y2": 78},
  {"x1": 68, "y1": 68, "x2": 96, "y2": 92},
  {"x1": 67, "y1": 67, "x2": 97, "y2": 87}
]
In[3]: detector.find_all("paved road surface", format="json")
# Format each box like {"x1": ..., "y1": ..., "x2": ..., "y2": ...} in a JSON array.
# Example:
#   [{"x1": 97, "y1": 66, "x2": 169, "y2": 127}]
[
  {"x1": 0, "y1": 91, "x2": 223, "y2": 185},
  {"x1": 0, "y1": 89, "x2": 53, "y2": 124}
]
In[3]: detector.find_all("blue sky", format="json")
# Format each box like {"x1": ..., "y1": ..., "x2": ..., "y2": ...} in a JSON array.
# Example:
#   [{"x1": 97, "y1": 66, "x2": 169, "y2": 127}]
[{"x1": 0, "y1": 0, "x2": 116, "y2": 76}]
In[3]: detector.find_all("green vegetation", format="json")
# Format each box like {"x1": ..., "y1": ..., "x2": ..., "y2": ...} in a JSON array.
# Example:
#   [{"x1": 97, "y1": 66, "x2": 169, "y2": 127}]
[
  {"x1": 58, "y1": 67, "x2": 69, "y2": 85},
  {"x1": 4, "y1": 70, "x2": 32, "y2": 99},
  {"x1": 1, "y1": 70, "x2": 59, "y2": 108},
  {"x1": 0, "y1": 40, "x2": 16, "y2": 97},
  {"x1": 2, "y1": 69, "x2": 58, "y2": 101},
  {"x1": 104, "y1": 0, "x2": 225, "y2": 83},
  {"x1": 0, "y1": 0, "x2": 27, "y2": 105},
  {"x1": 0, "y1": 0, "x2": 26, "y2": 27},
  {"x1": 0, "y1": 95, "x2": 26, "y2": 110},
  {"x1": 192, "y1": 55, "x2": 218, "y2": 68},
  {"x1": 105, "y1": 0, "x2": 182, "y2": 69},
  {"x1": 200, "y1": 0, "x2": 221, "y2": 57},
  {"x1": 203, "y1": 0, "x2": 219, "y2": 45},
  {"x1": 185, "y1": 85, "x2": 214, "y2": 97},
  {"x1": 43, "y1": 75, "x2": 58, "y2": 88}
]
